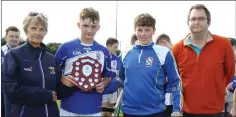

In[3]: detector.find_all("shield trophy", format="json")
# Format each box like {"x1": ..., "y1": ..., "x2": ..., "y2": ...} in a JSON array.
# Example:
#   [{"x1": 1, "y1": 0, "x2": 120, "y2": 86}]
[{"x1": 71, "y1": 56, "x2": 102, "y2": 92}]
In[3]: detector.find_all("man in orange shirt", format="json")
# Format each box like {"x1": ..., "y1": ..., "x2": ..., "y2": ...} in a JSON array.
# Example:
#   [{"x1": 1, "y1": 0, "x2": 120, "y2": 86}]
[{"x1": 172, "y1": 4, "x2": 235, "y2": 117}]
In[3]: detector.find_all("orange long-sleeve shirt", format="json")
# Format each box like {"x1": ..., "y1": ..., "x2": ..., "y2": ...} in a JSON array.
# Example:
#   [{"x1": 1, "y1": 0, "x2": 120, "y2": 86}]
[{"x1": 172, "y1": 33, "x2": 235, "y2": 114}]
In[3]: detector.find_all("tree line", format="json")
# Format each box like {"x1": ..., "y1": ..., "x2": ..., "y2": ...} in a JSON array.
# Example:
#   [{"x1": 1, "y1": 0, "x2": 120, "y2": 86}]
[
  {"x1": 1, "y1": 37, "x2": 61, "y2": 55},
  {"x1": 1, "y1": 38, "x2": 121, "y2": 56}
]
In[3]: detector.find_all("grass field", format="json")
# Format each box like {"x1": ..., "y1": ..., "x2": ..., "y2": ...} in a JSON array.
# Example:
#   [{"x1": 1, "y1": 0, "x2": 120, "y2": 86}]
[{"x1": 56, "y1": 100, "x2": 123, "y2": 116}]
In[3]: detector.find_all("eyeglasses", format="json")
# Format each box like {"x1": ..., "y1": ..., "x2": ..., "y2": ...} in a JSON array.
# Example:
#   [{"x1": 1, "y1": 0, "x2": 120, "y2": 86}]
[
  {"x1": 28, "y1": 12, "x2": 48, "y2": 21},
  {"x1": 189, "y1": 17, "x2": 207, "y2": 22}
]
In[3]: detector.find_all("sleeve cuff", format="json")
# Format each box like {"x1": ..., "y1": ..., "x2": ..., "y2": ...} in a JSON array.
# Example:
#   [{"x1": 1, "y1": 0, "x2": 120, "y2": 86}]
[{"x1": 172, "y1": 107, "x2": 182, "y2": 113}]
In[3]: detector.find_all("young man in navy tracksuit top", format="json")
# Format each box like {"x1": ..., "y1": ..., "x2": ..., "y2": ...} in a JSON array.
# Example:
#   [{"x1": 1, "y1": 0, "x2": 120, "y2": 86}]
[
  {"x1": 102, "y1": 37, "x2": 120, "y2": 117},
  {"x1": 1, "y1": 26, "x2": 21, "y2": 117}
]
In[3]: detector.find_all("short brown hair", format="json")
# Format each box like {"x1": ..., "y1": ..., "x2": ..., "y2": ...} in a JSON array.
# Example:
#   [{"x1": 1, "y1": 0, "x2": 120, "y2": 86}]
[
  {"x1": 134, "y1": 13, "x2": 156, "y2": 29},
  {"x1": 5, "y1": 26, "x2": 20, "y2": 35},
  {"x1": 106, "y1": 37, "x2": 119, "y2": 47},
  {"x1": 156, "y1": 34, "x2": 171, "y2": 44},
  {"x1": 130, "y1": 34, "x2": 138, "y2": 45},
  {"x1": 80, "y1": 7, "x2": 100, "y2": 24},
  {"x1": 187, "y1": 4, "x2": 211, "y2": 24}
]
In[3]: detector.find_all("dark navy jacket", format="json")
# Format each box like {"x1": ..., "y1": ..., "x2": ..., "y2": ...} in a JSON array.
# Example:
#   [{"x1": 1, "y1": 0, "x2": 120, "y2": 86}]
[{"x1": 1, "y1": 41, "x2": 61, "y2": 117}]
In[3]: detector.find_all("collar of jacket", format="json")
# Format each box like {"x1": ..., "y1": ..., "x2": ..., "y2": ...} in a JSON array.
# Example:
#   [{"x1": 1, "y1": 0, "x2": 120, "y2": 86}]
[
  {"x1": 25, "y1": 40, "x2": 47, "y2": 60},
  {"x1": 134, "y1": 41, "x2": 154, "y2": 49},
  {"x1": 26, "y1": 40, "x2": 47, "y2": 52}
]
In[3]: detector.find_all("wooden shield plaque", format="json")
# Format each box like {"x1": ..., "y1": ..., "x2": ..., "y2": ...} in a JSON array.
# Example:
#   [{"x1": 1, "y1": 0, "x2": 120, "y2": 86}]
[{"x1": 71, "y1": 56, "x2": 102, "y2": 92}]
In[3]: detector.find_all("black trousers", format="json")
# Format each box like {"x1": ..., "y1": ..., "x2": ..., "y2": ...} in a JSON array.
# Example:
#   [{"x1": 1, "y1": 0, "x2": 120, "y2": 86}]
[
  {"x1": 165, "y1": 105, "x2": 173, "y2": 117},
  {"x1": 1, "y1": 93, "x2": 5, "y2": 117},
  {"x1": 4, "y1": 95, "x2": 11, "y2": 117},
  {"x1": 124, "y1": 111, "x2": 166, "y2": 117},
  {"x1": 183, "y1": 112, "x2": 222, "y2": 117}
]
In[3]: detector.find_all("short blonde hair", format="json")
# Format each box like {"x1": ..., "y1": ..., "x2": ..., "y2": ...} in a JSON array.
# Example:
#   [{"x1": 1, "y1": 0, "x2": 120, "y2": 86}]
[{"x1": 23, "y1": 12, "x2": 48, "y2": 33}]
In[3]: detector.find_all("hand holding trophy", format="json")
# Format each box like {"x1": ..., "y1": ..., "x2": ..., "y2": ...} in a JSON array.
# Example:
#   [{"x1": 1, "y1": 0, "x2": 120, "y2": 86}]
[{"x1": 61, "y1": 75, "x2": 77, "y2": 87}]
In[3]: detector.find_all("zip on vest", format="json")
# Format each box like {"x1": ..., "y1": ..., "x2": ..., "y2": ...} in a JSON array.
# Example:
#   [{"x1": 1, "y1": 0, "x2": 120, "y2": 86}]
[
  {"x1": 39, "y1": 51, "x2": 49, "y2": 117},
  {"x1": 138, "y1": 48, "x2": 143, "y2": 63},
  {"x1": 19, "y1": 106, "x2": 25, "y2": 117}
]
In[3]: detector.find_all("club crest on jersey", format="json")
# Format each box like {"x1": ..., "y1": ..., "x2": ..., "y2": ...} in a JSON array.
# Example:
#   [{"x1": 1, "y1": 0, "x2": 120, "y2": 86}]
[
  {"x1": 111, "y1": 60, "x2": 117, "y2": 72},
  {"x1": 84, "y1": 47, "x2": 91, "y2": 53},
  {"x1": 146, "y1": 57, "x2": 153, "y2": 67},
  {"x1": 48, "y1": 66, "x2": 55, "y2": 74},
  {"x1": 24, "y1": 66, "x2": 33, "y2": 71},
  {"x1": 96, "y1": 53, "x2": 101, "y2": 60}
]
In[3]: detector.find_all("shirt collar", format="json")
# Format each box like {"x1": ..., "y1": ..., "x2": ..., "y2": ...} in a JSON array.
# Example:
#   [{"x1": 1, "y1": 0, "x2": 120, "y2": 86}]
[{"x1": 184, "y1": 31, "x2": 213, "y2": 46}]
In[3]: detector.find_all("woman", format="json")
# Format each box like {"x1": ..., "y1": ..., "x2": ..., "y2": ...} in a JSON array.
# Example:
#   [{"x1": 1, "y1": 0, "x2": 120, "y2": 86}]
[{"x1": 2, "y1": 12, "x2": 60, "y2": 117}]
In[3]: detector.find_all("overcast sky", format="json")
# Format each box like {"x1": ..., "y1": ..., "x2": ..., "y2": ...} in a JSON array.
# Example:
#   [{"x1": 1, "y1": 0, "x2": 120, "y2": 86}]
[{"x1": 1, "y1": 1, "x2": 235, "y2": 51}]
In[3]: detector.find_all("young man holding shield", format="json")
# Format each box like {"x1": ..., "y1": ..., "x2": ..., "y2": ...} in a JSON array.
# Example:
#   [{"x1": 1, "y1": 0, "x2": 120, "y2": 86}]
[{"x1": 55, "y1": 7, "x2": 112, "y2": 116}]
